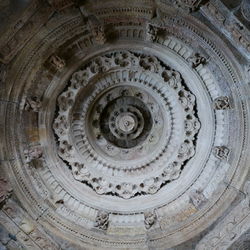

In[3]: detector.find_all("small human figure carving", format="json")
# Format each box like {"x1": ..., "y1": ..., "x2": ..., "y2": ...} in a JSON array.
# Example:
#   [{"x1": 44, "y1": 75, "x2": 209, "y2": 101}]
[
  {"x1": 144, "y1": 211, "x2": 157, "y2": 229},
  {"x1": 146, "y1": 23, "x2": 158, "y2": 42},
  {"x1": 24, "y1": 147, "x2": 43, "y2": 163},
  {"x1": 174, "y1": 0, "x2": 203, "y2": 12},
  {"x1": 23, "y1": 96, "x2": 41, "y2": 112},
  {"x1": 188, "y1": 53, "x2": 207, "y2": 68},
  {"x1": 92, "y1": 25, "x2": 106, "y2": 45},
  {"x1": 49, "y1": 55, "x2": 65, "y2": 70},
  {"x1": 190, "y1": 189, "x2": 207, "y2": 209}
]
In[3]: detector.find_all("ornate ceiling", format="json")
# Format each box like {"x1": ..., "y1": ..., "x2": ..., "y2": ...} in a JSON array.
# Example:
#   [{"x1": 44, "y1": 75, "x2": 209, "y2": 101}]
[{"x1": 0, "y1": 0, "x2": 250, "y2": 249}]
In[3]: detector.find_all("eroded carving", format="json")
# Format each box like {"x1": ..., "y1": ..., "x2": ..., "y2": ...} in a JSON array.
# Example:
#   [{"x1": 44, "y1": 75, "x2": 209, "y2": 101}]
[
  {"x1": 49, "y1": 55, "x2": 65, "y2": 70},
  {"x1": 24, "y1": 147, "x2": 43, "y2": 163},
  {"x1": 92, "y1": 25, "x2": 106, "y2": 45},
  {"x1": 213, "y1": 146, "x2": 230, "y2": 160},
  {"x1": 189, "y1": 189, "x2": 207, "y2": 209},
  {"x1": 188, "y1": 53, "x2": 207, "y2": 68},
  {"x1": 144, "y1": 211, "x2": 157, "y2": 229},
  {"x1": 94, "y1": 211, "x2": 109, "y2": 230},
  {"x1": 22, "y1": 96, "x2": 41, "y2": 112},
  {"x1": 174, "y1": 0, "x2": 203, "y2": 12},
  {"x1": 0, "y1": 178, "x2": 12, "y2": 206},
  {"x1": 145, "y1": 23, "x2": 158, "y2": 42},
  {"x1": 213, "y1": 96, "x2": 230, "y2": 110}
]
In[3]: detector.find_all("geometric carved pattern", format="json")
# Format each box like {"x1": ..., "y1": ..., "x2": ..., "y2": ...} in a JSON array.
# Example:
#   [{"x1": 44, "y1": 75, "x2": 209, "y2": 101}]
[
  {"x1": 53, "y1": 51, "x2": 200, "y2": 198},
  {"x1": 0, "y1": 0, "x2": 249, "y2": 249}
]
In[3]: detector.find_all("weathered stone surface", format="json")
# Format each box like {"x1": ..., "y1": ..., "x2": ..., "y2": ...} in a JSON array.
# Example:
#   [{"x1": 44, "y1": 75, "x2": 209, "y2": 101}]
[{"x1": 0, "y1": 0, "x2": 250, "y2": 249}]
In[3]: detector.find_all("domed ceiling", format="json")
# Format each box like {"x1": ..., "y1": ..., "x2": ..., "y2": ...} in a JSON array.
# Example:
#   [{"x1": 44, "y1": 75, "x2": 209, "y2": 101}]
[{"x1": 0, "y1": 0, "x2": 250, "y2": 249}]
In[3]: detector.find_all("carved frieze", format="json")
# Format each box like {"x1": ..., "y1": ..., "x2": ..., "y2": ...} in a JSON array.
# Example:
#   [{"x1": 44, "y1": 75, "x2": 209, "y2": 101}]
[
  {"x1": 0, "y1": 4, "x2": 53, "y2": 63},
  {"x1": 202, "y1": 2, "x2": 250, "y2": 55},
  {"x1": 0, "y1": 1, "x2": 248, "y2": 249}
]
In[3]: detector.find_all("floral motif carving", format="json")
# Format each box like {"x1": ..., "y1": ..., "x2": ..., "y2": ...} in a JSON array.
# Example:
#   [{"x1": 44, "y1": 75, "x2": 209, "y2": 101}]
[
  {"x1": 213, "y1": 146, "x2": 230, "y2": 160},
  {"x1": 53, "y1": 51, "x2": 200, "y2": 199},
  {"x1": 213, "y1": 96, "x2": 230, "y2": 110}
]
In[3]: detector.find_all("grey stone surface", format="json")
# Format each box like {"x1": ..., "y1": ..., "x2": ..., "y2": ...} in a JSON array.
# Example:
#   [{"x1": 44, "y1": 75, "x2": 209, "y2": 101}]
[{"x1": 0, "y1": 0, "x2": 250, "y2": 249}]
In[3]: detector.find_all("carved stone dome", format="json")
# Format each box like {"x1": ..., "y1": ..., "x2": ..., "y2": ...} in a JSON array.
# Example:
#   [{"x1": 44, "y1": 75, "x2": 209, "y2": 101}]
[{"x1": 0, "y1": 0, "x2": 250, "y2": 249}]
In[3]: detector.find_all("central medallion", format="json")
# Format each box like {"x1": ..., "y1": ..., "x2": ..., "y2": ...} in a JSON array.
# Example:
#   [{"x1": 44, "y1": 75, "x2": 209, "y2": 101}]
[
  {"x1": 95, "y1": 93, "x2": 154, "y2": 149},
  {"x1": 53, "y1": 50, "x2": 200, "y2": 198}
]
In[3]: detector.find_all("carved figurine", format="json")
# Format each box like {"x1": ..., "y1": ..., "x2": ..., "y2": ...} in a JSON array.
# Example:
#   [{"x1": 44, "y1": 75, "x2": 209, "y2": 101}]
[
  {"x1": 49, "y1": 55, "x2": 65, "y2": 70},
  {"x1": 23, "y1": 96, "x2": 41, "y2": 112},
  {"x1": 144, "y1": 211, "x2": 157, "y2": 229},
  {"x1": 188, "y1": 53, "x2": 207, "y2": 68},
  {"x1": 92, "y1": 25, "x2": 106, "y2": 45},
  {"x1": 189, "y1": 189, "x2": 207, "y2": 209},
  {"x1": 24, "y1": 147, "x2": 43, "y2": 163}
]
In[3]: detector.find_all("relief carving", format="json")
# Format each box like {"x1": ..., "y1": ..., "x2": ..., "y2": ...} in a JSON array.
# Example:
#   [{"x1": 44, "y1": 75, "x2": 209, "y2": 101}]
[
  {"x1": 0, "y1": 178, "x2": 12, "y2": 206},
  {"x1": 49, "y1": 55, "x2": 66, "y2": 70},
  {"x1": 174, "y1": 0, "x2": 203, "y2": 12},
  {"x1": 213, "y1": 146, "x2": 230, "y2": 160},
  {"x1": 94, "y1": 211, "x2": 109, "y2": 230},
  {"x1": 213, "y1": 96, "x2": 230, "y2": 110},
  {"x1": 144, "y1": 211, "x2": 157, "y2": 229},
  {"x1": 187, "y1": 53, "x2": 207, "y2": 68},
  {"x1": 48, "y1": 0, "x2": 75, "y2": 11},
  {"x1": 53, "y1": 51, "x2": 200, "y2": 199},
  {"x1": 189, "y1": 189, "x2": 207, "y2": 209},
  {"x1": 24, "y1": 147, "x2": 43, "y2": 163},
  {"x1": 22, "y1": 96, "x2": 41, "y2": 112},
  {"x1": 88, "y1": 15, "x2": 106, "y2": 45},
  {"x1": 145, "y1": 23, "x2": 158, "y2": 42},
  {"x1": 92, "y1": 25, "x2": 106, "y2": 45}
]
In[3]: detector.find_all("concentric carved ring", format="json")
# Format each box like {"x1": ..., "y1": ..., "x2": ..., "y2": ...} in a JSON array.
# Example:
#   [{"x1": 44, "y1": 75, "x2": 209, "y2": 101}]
[{"x1": 53, "y1": 50, "x2": 200, "y2": 198}]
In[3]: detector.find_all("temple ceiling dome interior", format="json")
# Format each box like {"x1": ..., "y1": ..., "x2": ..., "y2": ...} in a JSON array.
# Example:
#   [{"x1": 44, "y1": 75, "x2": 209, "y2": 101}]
[{"x1": 0, "y1": 0, "x2": 250, "y2": 249}]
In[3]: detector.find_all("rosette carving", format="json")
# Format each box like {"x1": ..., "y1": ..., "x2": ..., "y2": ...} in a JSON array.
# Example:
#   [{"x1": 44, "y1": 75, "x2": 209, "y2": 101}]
[{"x1": 53, "y1": 51, "x2": 200, "y2": 199}]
